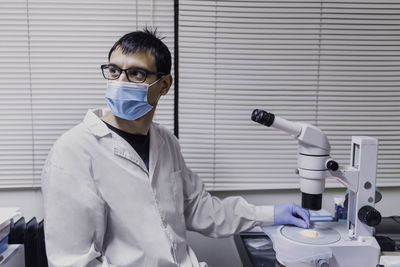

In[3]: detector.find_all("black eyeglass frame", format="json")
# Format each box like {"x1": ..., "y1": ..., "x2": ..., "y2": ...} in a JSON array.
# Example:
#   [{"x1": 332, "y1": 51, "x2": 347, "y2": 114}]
[{"x1": 101, "y1": 64, "x2": 165, "y2": 83}]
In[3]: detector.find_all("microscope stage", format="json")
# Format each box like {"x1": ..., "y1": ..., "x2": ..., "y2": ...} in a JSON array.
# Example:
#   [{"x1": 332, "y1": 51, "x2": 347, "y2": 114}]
[{"x1": 280, "y1": 224, "x2": 341, "y2": 245}]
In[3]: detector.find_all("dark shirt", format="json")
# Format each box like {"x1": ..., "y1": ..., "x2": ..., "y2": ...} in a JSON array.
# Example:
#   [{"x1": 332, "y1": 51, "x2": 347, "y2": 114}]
[{"x1": 103, "y1": 121, "x2": 150, "y2": 170}]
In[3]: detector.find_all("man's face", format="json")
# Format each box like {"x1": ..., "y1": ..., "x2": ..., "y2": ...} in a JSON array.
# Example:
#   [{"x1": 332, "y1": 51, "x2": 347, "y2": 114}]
[{"x1": 109, "y1": 47, "x2": 170, "y2": 105}]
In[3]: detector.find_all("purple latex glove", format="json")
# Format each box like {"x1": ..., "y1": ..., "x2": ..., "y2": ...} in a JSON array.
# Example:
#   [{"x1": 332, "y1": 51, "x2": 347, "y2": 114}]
[{"x1": 274, "y1": 203, "x2": 310, "y2": 228}]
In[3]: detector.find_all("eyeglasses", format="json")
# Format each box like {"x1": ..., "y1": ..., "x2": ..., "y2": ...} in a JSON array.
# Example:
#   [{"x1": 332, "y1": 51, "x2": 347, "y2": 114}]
[{"x1": 101, "y1": 64, "x2": 165, "y2": 83}]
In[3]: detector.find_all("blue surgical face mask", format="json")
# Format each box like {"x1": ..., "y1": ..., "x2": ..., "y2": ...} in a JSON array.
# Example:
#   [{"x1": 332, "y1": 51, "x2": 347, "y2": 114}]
[{"x1": 105, "y1": 79, "x2": 161, "y2": 120}]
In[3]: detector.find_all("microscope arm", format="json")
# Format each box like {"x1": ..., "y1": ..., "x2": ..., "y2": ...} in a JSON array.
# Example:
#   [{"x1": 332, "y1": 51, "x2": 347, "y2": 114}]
[{"x1": 328, "y1": 166, "x2": 360, "y2": 193}]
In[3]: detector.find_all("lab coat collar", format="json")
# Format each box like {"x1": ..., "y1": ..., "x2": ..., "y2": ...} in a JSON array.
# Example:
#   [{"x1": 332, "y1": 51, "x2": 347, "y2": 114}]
[
  {"x1": 84, "y1": 108, "x2": 165, "y2": 178},
  {"x1": 114, "y1": 142, "x2": 149, "y2": 175},
  {"x1": 83, "y1": 108, "x2": 112, "y2": 138},
  {"x1": 149, "y1": 122, "x2": 165, "y2": 179}
]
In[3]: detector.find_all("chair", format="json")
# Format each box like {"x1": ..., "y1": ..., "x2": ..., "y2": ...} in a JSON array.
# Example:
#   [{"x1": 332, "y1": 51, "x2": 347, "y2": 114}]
[
  {"x1": 8, "y1": 217, "x2": 25, "y2": 244},
  {"x1": 25, "y1": 217, "x2": 38, "y2": 267},
  {"x1": 8, "y1": 217, "x2": 48, "y2": 267}
]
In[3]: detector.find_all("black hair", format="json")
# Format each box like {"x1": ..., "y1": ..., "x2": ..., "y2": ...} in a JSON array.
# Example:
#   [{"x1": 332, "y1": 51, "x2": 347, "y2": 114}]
[{"x1": 108, "y1": 27, "x2": 171, "y2": 74}]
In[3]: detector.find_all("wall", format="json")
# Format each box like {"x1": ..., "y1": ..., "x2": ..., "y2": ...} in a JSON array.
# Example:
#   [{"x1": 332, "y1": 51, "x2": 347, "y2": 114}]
[
  {"x1": 0, "y1": 187, "x2": 399, "y2": 267},
  {"x1": 0, "y1": 189, "x2": 43, "y2": 221}
]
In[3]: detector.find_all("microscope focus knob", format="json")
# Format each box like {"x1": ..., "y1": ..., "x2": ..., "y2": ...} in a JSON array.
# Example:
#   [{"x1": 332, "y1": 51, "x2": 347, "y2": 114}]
[
  {"x1": 326, "y1": 160, "x2": 339, "y2": 171},
  {"x1": 358, "y1": 205, "x2": 382, "y2": 227},
  {"x1": 317, "y1": 259, "x2": 329, "y2": 267}
]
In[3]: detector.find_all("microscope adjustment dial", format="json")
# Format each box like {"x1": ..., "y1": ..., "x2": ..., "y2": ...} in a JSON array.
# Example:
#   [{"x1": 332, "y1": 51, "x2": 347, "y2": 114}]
[{"x1": 358, "y1": 205, "x2": 382, "y2": 227}]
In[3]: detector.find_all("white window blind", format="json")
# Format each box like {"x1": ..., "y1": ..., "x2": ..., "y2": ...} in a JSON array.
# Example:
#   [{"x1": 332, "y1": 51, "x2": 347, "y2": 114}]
[
  {"x1": 0, "y1": 0, "x2": 174, "y2": 188},
  {"x1": 179, "y1": 0, "x2": 400, "y2": 191}
]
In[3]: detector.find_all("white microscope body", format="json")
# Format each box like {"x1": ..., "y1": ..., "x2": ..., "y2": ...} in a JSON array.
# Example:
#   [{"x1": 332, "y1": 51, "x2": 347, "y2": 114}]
[{"x1": 252, "y1": 109, "x2": 382, "y2": 267}]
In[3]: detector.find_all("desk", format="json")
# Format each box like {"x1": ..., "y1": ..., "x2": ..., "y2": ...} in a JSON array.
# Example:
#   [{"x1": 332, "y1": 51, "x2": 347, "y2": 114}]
[{"x1": 234, "y1": 232, "x2": 277, "y2": 267}]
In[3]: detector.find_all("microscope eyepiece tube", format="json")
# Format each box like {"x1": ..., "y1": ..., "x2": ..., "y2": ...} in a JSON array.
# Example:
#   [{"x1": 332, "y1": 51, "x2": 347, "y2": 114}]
[{"x1": 251, "y1": 109, "x2": 302, "y2": 137}]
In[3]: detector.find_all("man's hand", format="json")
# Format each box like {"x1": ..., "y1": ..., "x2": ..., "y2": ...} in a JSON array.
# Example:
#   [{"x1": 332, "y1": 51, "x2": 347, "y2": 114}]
[{"x1": 274, "y1": 203, "x2": 310, "y2": 228}]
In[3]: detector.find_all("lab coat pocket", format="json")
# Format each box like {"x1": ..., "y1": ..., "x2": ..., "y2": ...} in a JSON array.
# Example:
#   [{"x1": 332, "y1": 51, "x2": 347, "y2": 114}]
[{"x1": 171, "y1": 170, "x2": 184, "y2": 215}]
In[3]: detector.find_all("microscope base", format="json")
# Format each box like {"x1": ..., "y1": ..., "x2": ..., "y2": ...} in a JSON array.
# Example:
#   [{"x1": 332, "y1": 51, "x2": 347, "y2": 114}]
[{"x1": 268, "y1": 222, "x2": 380, "y2": 267}]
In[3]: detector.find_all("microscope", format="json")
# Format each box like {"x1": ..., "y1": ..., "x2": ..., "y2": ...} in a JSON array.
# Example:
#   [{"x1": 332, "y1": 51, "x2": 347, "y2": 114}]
[{"x1": 252, "y1": 109, "x2": 382, "y2": 267}]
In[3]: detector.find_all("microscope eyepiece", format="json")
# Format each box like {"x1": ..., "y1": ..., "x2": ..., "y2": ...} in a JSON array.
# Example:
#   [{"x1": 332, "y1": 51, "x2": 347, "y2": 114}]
[{"x1": 251, "y1": 109, "x2": 275, "y2": 127}]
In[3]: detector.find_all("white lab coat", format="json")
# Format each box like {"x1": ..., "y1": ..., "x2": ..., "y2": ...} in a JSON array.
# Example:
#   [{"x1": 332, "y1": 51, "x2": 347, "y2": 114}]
[{"x1": 41, "y1": 108, "x2": 274, "y2": 267}]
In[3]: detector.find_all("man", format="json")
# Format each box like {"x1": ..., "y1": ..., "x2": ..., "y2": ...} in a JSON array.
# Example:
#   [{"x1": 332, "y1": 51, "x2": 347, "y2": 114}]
[{"x1": 41, "y1": 28, "x2": 310, "y2": 267}]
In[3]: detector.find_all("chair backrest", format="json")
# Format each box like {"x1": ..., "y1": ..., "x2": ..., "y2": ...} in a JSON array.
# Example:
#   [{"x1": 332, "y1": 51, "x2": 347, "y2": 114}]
[
  {"x1": 8, "y1": 217, "x2": 25, "y2": 244},
  {"x1": 8, "y1": 217, "x2": 48, "y2": 267},
  {"x1": 25, "y1": 217, "x2": 38, "y2": 267},
  {"x1": 37, "y1": 220, "x2": 48, "y2": 267}
]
